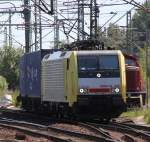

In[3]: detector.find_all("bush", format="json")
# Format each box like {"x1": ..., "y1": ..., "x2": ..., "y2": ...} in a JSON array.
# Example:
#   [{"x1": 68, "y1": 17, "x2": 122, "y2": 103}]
[
  {"x1": 0, "y1": 76, "x2": 7, "y2": 97},
  {"x1": 122, "y1": 108, "x2": 150, "y2": 124},
  {"x1": 0, "y1": 46, "x2": 23, "y2": 89},
  {"x1": 12, "y1": 89, "x2": 20, "y2": 107},
  {"x1": 0, "y1": 75, "x2": 7, "y2": 89}
]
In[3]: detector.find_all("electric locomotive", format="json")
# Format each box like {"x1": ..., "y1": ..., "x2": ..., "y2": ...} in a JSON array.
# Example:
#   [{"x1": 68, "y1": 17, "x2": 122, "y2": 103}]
[{"x1": 19, "y1": 49, "x2": 126, "y2": 120}]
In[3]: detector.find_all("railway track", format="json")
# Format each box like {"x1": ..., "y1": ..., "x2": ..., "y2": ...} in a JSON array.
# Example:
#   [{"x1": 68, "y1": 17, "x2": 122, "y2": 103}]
[
  {"x1": 86, "y1": 121, "x2": 150, "y2": 142},
  {"x1": 111, "y1": 122, "x2": 150, "y2": 139},
  {"x1": 0, "y1": 109, "x2": 135, "y2": 141},
  {"x1": 118, "y1": 122, "x2": 150, "y2": 132},
  {"x1": 0, "y1": 108, "x2": 150, "y2": 142},
  {"x1": 0, "y1": 117, "x2": 117, "y2": 142}
]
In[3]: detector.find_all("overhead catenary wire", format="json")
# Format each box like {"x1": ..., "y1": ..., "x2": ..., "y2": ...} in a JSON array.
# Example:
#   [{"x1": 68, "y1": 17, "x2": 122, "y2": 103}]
[
  {"x1": 30, "y1": 0, "x2": 78, "y2": 39},
  {"x1": 27, "y1": 0, "x2": 137, "y2": 43},
  {"x1": 101, "y1": 6, "x2": 135, "y2": 35},
  {"x1": 24, "y1": 1, "x2": 77, "y2": 40},
  {"x1": 122, "y1": 0, "x2": 150, "y2": 12},
  {"x1": 0, "y1": 2, "x2": 25, "y2": 47},
  {"x1": 30, "y1": 0, "x2": 89, "y2": 40},
  {"x1": 100, "y1": 13, "x2": 117, "y2": 30},
  {"x1": 113, "y1": 6, "x2": 135, "y2": 25},
  {"x1": 1, "y1": 0, "x2": 148, "y2": 49},
  {"x1": 30, "y1": 29, "x2": 53, "y2": 47},
  {"x1": 4, "y1": 31, "x2": 24, "y2": 47}
]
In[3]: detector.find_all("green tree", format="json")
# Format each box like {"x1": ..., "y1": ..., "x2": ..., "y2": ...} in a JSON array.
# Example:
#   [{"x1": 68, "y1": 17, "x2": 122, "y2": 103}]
[
  {"x1": 132, "y1": 1, "x2": 150, "y2": 48},
  {"x1": 100, "y1": 23, "x2": 126, "y2": 50},
  {"x1": 132, "y1": 2, "x2": 150, "y2": 96},
  {"x1": 0, "y1": 46, "x2": 23, "y2": 89},
  {"x1": 132, "y1": 2, "x2": 150, "y2": 31}
]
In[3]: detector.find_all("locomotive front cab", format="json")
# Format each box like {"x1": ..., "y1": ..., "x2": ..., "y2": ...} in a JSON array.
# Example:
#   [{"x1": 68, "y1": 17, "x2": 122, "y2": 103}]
[{"x1": 75, "y1": 51, "x2": 126, "y2": 118}]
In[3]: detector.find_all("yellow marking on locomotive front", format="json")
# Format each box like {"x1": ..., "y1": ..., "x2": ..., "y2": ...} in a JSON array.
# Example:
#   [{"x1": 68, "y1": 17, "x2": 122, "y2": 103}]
[
  {"x1": 118, "y1": 51, "x2": 126, "y2": 102},
  {"x1": 65, "y1": 51, "x2": 78, "y2": 107}
]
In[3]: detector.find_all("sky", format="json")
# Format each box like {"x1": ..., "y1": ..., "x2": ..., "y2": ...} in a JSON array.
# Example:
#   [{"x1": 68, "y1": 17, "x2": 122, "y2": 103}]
[{"x1": 0, "y1": 0, "x2": 146, "y2": 49}]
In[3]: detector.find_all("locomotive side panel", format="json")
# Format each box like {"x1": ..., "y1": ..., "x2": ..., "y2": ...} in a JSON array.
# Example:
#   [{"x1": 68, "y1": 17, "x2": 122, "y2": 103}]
[
  {"x1": 41, "y1": 51, "x2": 78, "y2": 104},
  {"x1": 124, "y1": 55, "x2": 145, "y2": 93},
  {"x1": 126, "y1": 67, "x2": 140, "y2": 92},
  {"x1": 124, "y1": 54, "x2": 146, "y2": 106},
  {"x1": 41, "y1": 59, "x2": 66, "y2": 102}
]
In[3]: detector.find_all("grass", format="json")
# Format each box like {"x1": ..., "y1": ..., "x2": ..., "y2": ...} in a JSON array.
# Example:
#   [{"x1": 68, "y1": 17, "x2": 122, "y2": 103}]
[
  {"x1": 0, "y1": 89, "x2": 4, "y2": 97},
  {"x1": 0, "y1": 76, "x2": 8, "y2": 99},
  {"x1": 0, "y1": 75, "x2": 20, "y2": 107},
  {"x1": 121, "y1": 108, "x2": 150, "y2": 124},
  {"x1": 12, "y1": 89, "x2": 20, "y2": 107},
  {"x1": 0, "y1": 76, "x2": 7, "y2": 97},
  {"x1": 0, "y1": 76, "x2": 7, "y2": 91}
]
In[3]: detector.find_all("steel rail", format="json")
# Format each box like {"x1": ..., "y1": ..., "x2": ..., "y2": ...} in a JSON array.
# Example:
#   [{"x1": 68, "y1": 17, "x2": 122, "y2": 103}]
[
  {"x1": 77, "y1": 122, "x2": 118, "y2": 140},
  {"x1": 112, "y1": 122, "x2": 150, "y2": 136},
  {"x1": 0, "y1": 122, "x2": 70, "y2": 142},
  {"x1": 85, "y1": 122, "x2": 136, "y2": 142},
  {"x1": 47, "y1": 120, "x2": 120, "y2": 141},
  {"x1": 2, "y1": 109, "x2": 150, "y2": 141},
  {"x1": 87, "y1": 122, "x2": 150, "y2": 141},
  {"x1": 117, "y1": 122, "x2": 150, "y2": 132},
  {"x1": 48, "y1": 125, "x2": 117, "y2": 142}
]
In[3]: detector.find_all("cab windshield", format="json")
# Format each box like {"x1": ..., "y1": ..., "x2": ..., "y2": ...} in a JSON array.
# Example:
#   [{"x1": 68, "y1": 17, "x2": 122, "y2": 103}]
[
  {"x1": 78, "y1": 55, "x2": 119, "y2": 72},
  {"x1": 99, "y1": 55, "x2": 119, "y2": 69},
  {"x1": 78, "y1": 56, "x2": 98, "y2": 71}
]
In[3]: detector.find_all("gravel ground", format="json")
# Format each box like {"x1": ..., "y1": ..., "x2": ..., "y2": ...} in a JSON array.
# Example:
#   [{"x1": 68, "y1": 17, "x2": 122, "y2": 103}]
[
  {"x1": 50, "y1": 122, "x2": 149, "y2": 142},
  {"x1": 51, "y1": 123, "x2": 97, "y2": 136},
  {"x1": 107, "y1": 130, "x2": 148, "y2": 142},
  {"x1": 0, "y1": 127, "x2": 51, "y2": 142},
  {"x1": 132, "y1": 116, "x2": 146, "y2": 125}
]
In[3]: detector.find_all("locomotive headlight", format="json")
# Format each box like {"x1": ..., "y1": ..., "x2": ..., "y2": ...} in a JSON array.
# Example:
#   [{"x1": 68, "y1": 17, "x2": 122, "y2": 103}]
[
  {"x1": 80, "y1": 89, "x2": 84, "y2": 93},
  {"x1": 79, "y1": 88, "x2": 88, "y2": 94},
  {"x1": 114, "y1": 88, "x2": 120, "y2": 93}
]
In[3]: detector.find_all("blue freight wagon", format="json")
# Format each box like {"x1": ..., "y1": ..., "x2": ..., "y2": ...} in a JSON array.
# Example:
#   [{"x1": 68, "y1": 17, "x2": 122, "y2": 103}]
[{"x1": 19, "y1": 49, "x2": 51, "y2": 110}]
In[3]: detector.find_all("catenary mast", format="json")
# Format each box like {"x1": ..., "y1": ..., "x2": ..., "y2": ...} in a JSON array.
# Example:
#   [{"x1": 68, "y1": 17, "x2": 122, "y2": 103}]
[{"x1": 90, "y1": 0, "x2": 99, "y2": 40}]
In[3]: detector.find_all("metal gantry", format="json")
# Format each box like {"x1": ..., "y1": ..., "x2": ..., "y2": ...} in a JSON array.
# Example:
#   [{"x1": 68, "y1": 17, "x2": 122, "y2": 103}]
[
  {"x1": 4, "y1": 27, "x2": 8, "y2": 46},
  {"x1": 54, "y1": 0, "x2": 59, "y2": 49},
  {"x1": 24, "y1": 0, "x2": 31, "y2": 53},
  {"x1": 9, "y1": 10, "x2": 12, "y2": 47},
  {"x1": 0, "y1": 1, "x2": 23, "y2": 47},
  {"x1": 126, "y1": 10, "x2": 132, "y2": 53},
  {"x1": 34, "y1": 0, "x2": 42, "y2": 51}
]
